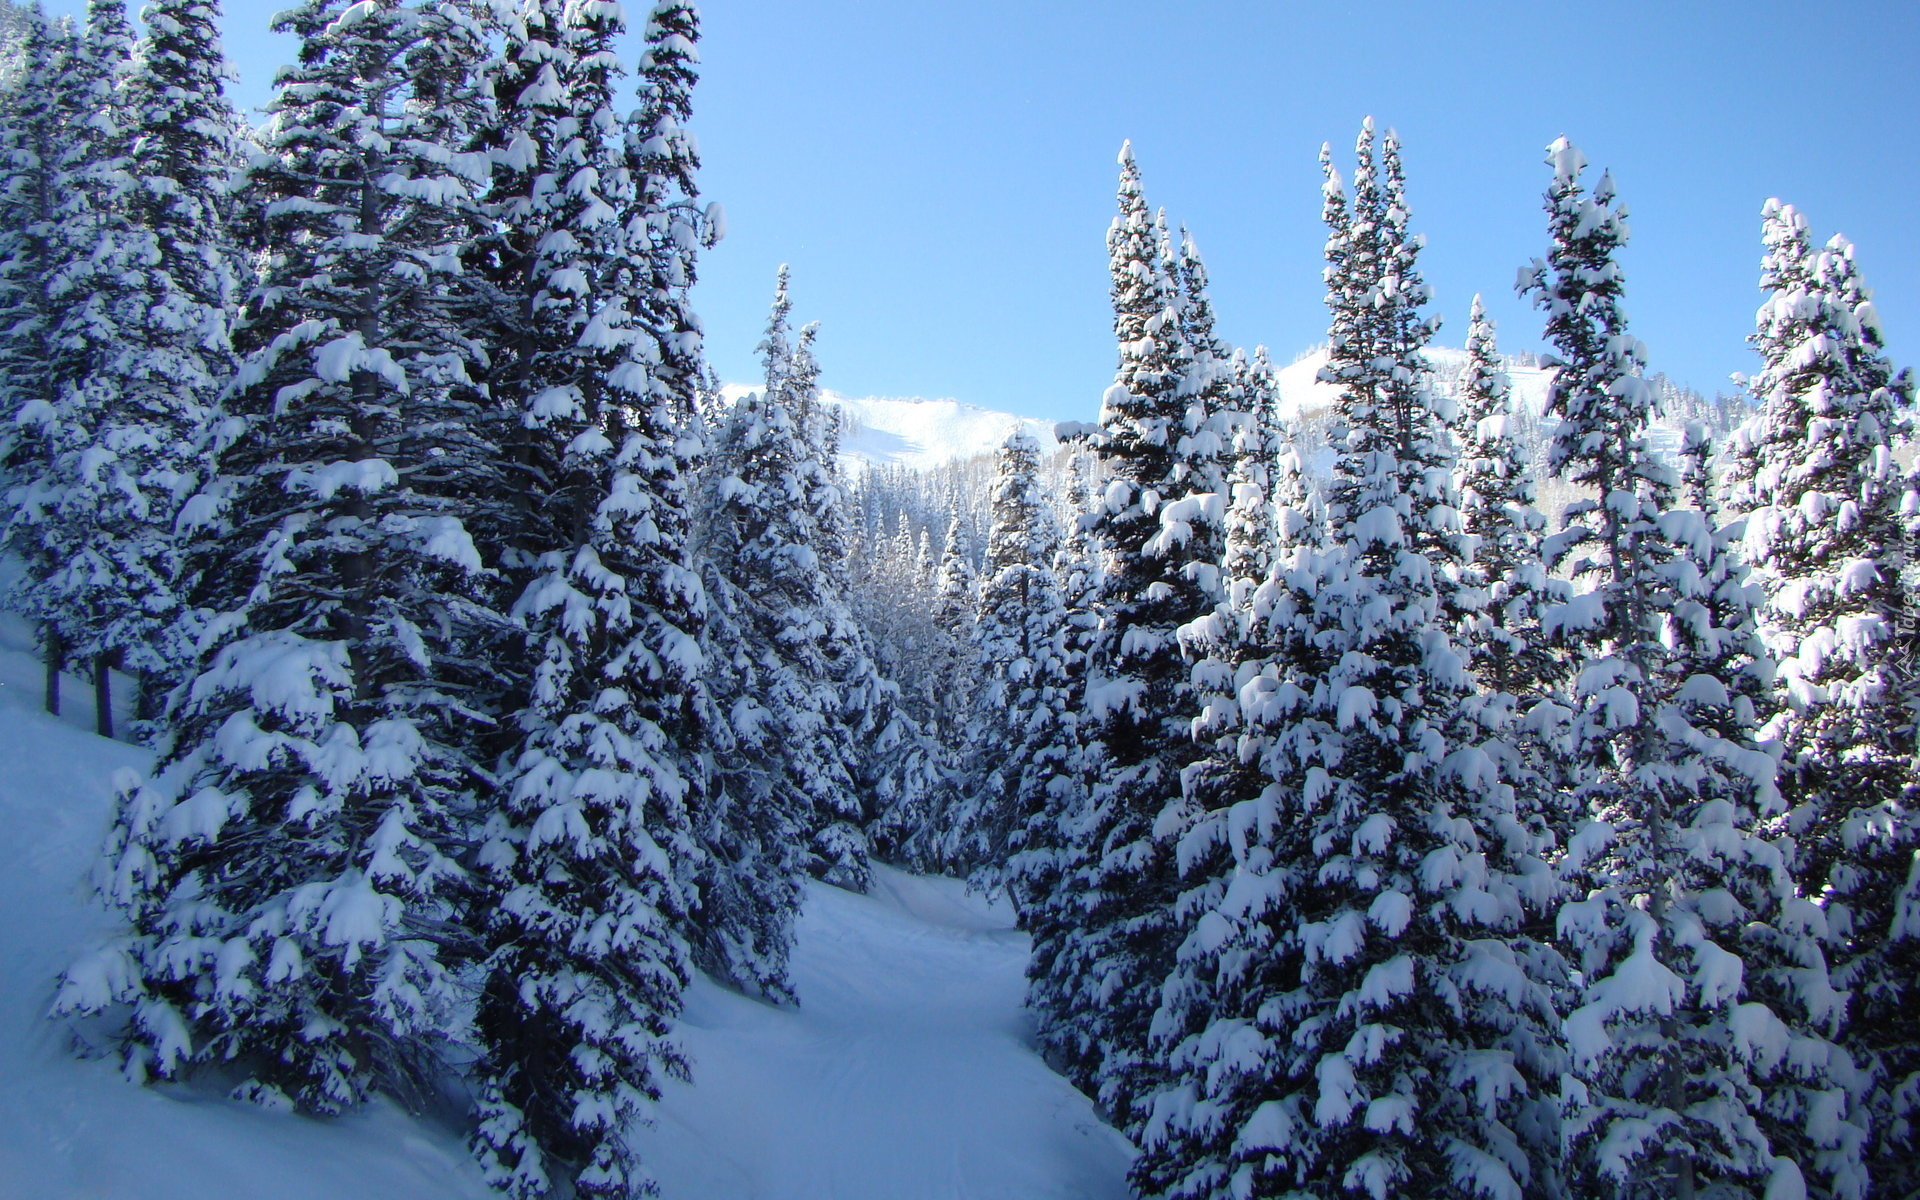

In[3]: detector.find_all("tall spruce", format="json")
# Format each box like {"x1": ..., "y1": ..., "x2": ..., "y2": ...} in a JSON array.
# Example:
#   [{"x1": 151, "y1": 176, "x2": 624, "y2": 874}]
[
  {"x1": 0, "y1": 9, "x2": 79, "y2": 713},
  {"x1": 951, "y1": 430, "x2": 1065, "y2": 882},
  {"x1": 469, "y1": 2, "x2": 713, "y2": 1195},
  {"x1": 25, "y1": 0, "x2": 135, "y2": 730},
  {"x1": 31, "y1": 0, "x2": 242, "y2": 732},
  {"x1": 697, "y1": 269, "x2": 876, "y2": 895},
  {"x1": 1019, "y1": 447, "x2": 1102, "y2": 1053},
  {"x1": 59, "y1": 0, "x2": 502, "y2": 1117},
  {"x1": 1522, "y1": 141, "x2": 1862, "y2": 1200},
  {"x1": 1726, "y1": 199, "x2": 1917, "y2": 1196},
  {"x1": 1135, "y1": 127, "x2": 1563, "y2": 1200},
  {"x1": 1038, "y1": 141, "x2": 1225, "y2": 1126}
]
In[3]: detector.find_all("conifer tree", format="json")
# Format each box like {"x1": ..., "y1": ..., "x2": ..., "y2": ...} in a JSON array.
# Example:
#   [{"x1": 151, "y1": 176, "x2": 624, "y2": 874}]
[
  {"x1": 1317, "y1": 120, "x2": 1456, "y2": 581},
  {"x1": 951, "y1": 430, "x2": 1064, "y2": 879},
  {"x1": 697, "y1": 269, "x2": 874, "y2": 894},
  {"x1": 1135, "y1": 128, "x2": 1562, "y2": 1200},
  {"x1": 469, "y1": 3, "x2": 716, "y2": 1194},
  {"x1": 1042, "y1": 142, "x2": 1221, "y2": 1125},
  {"x1": 0, "y1": 9, "x2": 81, "y2": 713},
  {"x1": 26, "y1": 0, "x2": 138, "y2": 733},
  {"x1": 1726, "y1": 199, "x2": 1917, "y2": 1196},
  {"x1": 1521, "y1": 141, "x2": 1861, "y2": 1200},
  {"x1": 929, "y1": 511, "x2": 977, "y2": 738},
  {"x1": 1020, "y1": 446, "x2": 1102, "y2": 1039},
  {"x1": 1452, "y1": 295, "x2": 1558, "y2": 702},
  {"x1": 24, "y1": 0, "x2": 241, "y2": 733},
  {"x1": 59, "y1": 0, "x2": 502, "y2": 1118}
]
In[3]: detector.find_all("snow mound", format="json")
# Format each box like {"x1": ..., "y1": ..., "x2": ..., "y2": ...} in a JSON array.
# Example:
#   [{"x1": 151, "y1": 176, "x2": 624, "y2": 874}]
[{"x1": 721, "y1": 384, "x2": 1057, "y2": 473}]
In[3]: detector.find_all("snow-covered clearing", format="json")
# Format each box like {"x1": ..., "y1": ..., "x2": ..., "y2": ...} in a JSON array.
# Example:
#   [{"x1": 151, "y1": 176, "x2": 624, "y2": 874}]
[{"x1": 0, "y1": 602, "x2": 1132, "y2": 1200}]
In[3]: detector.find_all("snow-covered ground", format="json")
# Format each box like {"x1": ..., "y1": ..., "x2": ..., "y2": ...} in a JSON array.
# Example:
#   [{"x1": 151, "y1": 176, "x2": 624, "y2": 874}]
[
  {"x1": 642, "y1": 869, "x2": 1133, "y2": 1199},
  {"x1": 0, "y1": 594, "x2": 1130, "y2": 1200}
]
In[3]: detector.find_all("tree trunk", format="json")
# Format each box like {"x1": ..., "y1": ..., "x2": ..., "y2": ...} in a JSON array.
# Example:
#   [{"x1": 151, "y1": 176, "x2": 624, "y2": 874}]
[
  {"x1": 43, "y1": 623, "x2": 63, "y2": 716},
  {"x1": 94, "y1": 650, "x2": 114, "y2": 739},
  {"x1": 135, "y1": 669, "x2": 163, "y2": 726}
]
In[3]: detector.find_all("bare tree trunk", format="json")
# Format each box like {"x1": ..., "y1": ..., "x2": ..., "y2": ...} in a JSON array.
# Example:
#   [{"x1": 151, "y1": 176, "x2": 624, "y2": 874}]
[
  {"x1": 43, "y1": 623, "x2": 63, "y2": 716},
  {"x1": 94, "y1": 650, "x2": 114, "y2": 739}
]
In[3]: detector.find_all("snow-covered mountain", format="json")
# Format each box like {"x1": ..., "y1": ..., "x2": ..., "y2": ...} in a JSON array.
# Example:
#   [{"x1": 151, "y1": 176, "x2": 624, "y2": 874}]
[
  {"x1": 1270, "y1": 344, "x2": 1557, "y2": 419},
  {"x1": 723, "y1": 344, "x2": 1725, "y2": 479},
  {"x1": 720, "y1": 384, "x2": 1056, "y2": 473}
]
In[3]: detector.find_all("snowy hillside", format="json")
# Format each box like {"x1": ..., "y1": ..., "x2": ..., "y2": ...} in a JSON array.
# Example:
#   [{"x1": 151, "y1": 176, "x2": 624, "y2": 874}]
[
  {"x1": 721, "y1": 383, "x2": 1057, "y2": 473},
  {"x1": 1271, "y1": 343, "x2": 1557, "y2": 419},
  {"x1": 0, "y1": 587, "x2": 1131, "y2": 1199}
]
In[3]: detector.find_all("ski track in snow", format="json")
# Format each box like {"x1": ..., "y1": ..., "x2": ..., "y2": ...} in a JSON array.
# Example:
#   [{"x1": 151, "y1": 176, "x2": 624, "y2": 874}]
[
  {"x1": 0, "y1": 594, "x2": 1132, "y2": 1200},
  {"x1": 643, "y1": 868, "x2": 1134, "y2": 1200}
]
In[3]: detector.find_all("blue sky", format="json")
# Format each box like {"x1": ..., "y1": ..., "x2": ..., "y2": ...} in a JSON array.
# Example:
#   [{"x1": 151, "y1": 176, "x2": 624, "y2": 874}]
[{"x1": 60, "y1": 0, "x2": 1920, "y2": 421}]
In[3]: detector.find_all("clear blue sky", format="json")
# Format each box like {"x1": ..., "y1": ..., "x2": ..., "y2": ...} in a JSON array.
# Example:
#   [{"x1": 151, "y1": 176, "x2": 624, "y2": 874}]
[{"x1": 62, "y1": 0, "x2": 1920, "y2": 421}]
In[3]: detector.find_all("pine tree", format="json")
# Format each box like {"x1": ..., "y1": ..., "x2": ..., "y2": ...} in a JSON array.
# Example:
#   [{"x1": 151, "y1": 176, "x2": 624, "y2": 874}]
[
  {"x1": 1522, "y1": 140, "x2": 1861, "y2": 1200},
  {"x1": 468, "y1": 3, "x2": 715, "y2": 1195},
  {"x1": 1316, "y1": 119, "x2": 1456, "y2": 583},
  {"x1": 929, "y1": 511, "x2": 977, "y2": 741},
  {"x1": 25, "y1": 0, "x2": 136, "y2": 726},
  {"x1": 951, "y1": 430, "x2": 1064, "y2": 880},
  {"x1": 1452, "y1": 295, "x2": 1558, "y2": 702},
  {"x1": 1726, "y1": 199, "x2": 1917, "y2": 1196},
  {"x1": 695, "y1": 269, "x2": 876, "y2": 894},
  {"x1": 1020, "y1": 445, "x2": 1102, "y2": 1043},
  {"x1": 1135, "y1": 127, "x2": 1563, "y2": 1200},
  {"x1": 24, "y1": 0, "x2": 242, "y2": 734},
  {"x1": 1042, "y1": 142, "x2": 1222, "y2": 1126},
  {"x1": 0, "y1": 9, "x2": 81, "y2": 713},
  {"x1": 59, "y1": 0, "x2": 502, "y2": 1117}
]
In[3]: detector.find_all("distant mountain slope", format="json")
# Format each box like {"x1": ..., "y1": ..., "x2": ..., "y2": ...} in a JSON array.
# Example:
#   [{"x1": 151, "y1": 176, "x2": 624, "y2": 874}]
[
  {"x1": 724, "y1": 344, "x2": 1729, "y2": 478},
  {"x1": 720, "y1": 384, "x2": 1055, "y2": 473},
  {"x1": 1271, "y1": 344, "x2": 1556, "y2": 419}
]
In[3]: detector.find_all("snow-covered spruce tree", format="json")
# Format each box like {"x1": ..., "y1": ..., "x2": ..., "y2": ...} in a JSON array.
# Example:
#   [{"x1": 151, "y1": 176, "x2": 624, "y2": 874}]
[
  {"x1": 1726, "y1": 200, "x2": 1918, "y2": 1196},
  {"x1": 57, "y1": 0, "x2": 501, "y2": 1116},
  {"x1": 787, "y1": 309, "x2": 893, "y2": 887},
  {"x1": 688, "y1": 413, "x2": 806, "y2": 1005},
  {"x1": 1452, "y1": 294, "x2": 1559, "y2": 704},
  {"x1": 622, "y1": 0, "x2": 798, "y2": 1013},
  {"x1": 24, "y1": 0, "x2": 242, "y2": 733},
  {"x1": 1133, "y1": 134, "x2": 1564, "y2": 1200},
  {"x1": 0, "y1": 9, "x2": 80, "y2": 712},
  {"x1": 949, "y1": 430, "x2": 1064, "y2": 880},
  {"x1": 1170, "y1": 227, "x2": 1238, "y2": 510},
  {"x1": 929, "y1": 511, "x2": 977, "y2": 740},
  {"x1": 1679, "y1": 421, "x2": 1870, "y2": 1197},
  {"x1": 469, "y1": 3, "x2": 717, "y2": 1195},
  {"x1": 24, "y1": 0, "x2": 134, "y2": 732},
  {"x1": 1520, "y1": 141, "x2": 1862, "y2": 1200},
  {"x1": 696, "y1": 268, "x2": 875, "y2": 895},
  {"x1": 1317, "y1": 120, "x2": 1457, "y2": 586},
  {"x1": 1040, "y1": 142, "x2": 1224, "y2": 1125},
  {"x1": 1018, "y1": 446, "x2": 1101, "y2": 1023}
]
